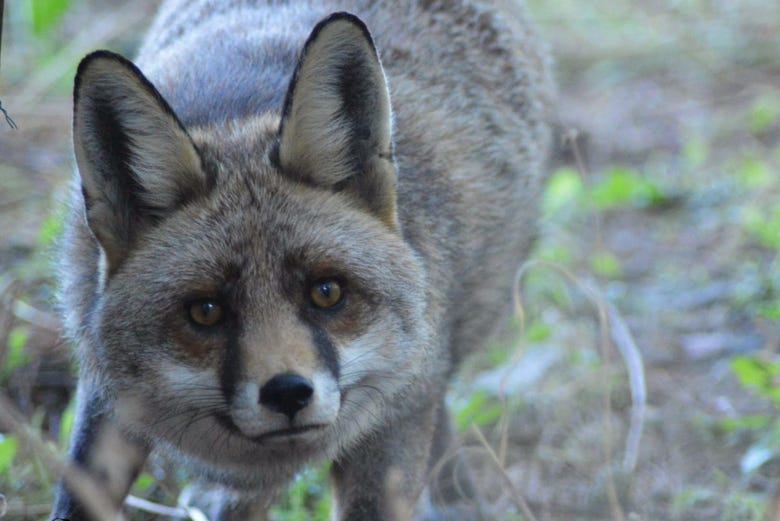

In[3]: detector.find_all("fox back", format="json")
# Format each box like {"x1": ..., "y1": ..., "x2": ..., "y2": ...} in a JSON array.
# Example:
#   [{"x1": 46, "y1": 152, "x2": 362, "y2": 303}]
[{"x1": 53, "y1": 1, "x2": 552, "y2": 520}]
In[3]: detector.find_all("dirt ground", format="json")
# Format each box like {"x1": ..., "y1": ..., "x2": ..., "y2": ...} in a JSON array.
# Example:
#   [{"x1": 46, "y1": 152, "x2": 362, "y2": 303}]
[{"x1": 1, "y1": 1, "x2": 779, "y2": 520}]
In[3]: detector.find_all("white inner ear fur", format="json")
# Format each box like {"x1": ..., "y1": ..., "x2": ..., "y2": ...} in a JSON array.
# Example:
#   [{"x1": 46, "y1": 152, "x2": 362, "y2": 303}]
[
  {"x1": 75, "y1": 58, "x2": 204, "y2": 211},
  {"x1": 278, "y1": 19, "x2": 392, "y2": 185}
]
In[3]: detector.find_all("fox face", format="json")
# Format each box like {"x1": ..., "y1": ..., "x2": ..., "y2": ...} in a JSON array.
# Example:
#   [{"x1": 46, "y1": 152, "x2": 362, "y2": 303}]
[{"x1": 66, "y1": 14, "x2": 430, "y2": 487}]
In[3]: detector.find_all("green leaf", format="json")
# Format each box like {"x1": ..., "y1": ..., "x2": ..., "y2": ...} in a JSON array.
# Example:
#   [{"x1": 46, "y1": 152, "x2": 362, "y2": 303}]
[
  {"x1": 454, "y1": 390, "x2": 502, "y2": 430},
  {"x1": 732, "y1": 356, "x2": 780, "y2": 407},
  {"x1": 0, "y1": 435, "x2": 18, "y2": 473},
  {"x1": 132, "y1": 472, "x2": 155, "y2": 492},
  {"x1": 757, "y1": 301, "x2": 780, "y2": 321},
  {"x1": 270, "y1": 464, "x2": 330, "y2": 521},
  {"x1": 748, "y1": 204, "x2": 780, "y2": 250},
  {"x1": 732, "y1": 356, "x2": 771, "y2": 390},
  {"x1": 590, "y1": 167, "x2": 665, "y2": 209},
  {"x1": 38, "y1": 208, "x2": 64, "y2": 248},
  {"x1": 59, "y1": 399, "x2": 76, "y2": 448},
  {"x1": 682, "y1": 136, "x2": 708, "y2": 169},
  {"x1": 526, "y1": 321, "x2": 551, "y2": 342},
  {"x1": 590, "y1": 250, "x2": 622, "y2": 277},
  {"x1": 717, "y1": 414, "x2": 770, "y2": 433},
  {"x1": 535, "y1": 243, "x2": 572, "y2": 264},
  {"x1": 749, "y1": 94, "x2": 780, "y2": 134},
  {"x1": 3, "y1": 327, "x2": 30, "y2": 378},
  {"x1": 543, "y1": 167, "x2": 584, "y2": 216},
  {"x1": 736, "y1": 156, "x2": 772, "y2": 189},
  {"x1": 29, "y1": 0, "x2": 71, "y2": 36}
]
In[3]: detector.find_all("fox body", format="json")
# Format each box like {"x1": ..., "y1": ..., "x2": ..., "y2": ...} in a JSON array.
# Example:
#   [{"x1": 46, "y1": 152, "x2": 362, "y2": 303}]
[{"x1": 52, "y1": 1, "x2": 552, "y2": 519}]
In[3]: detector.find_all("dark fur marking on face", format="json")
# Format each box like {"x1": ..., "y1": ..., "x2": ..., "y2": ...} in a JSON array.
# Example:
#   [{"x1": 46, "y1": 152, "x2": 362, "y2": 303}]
[
  {"x1": 268, "y1": 140, "x2": 281, "y2": 169},
  {"x1": 310, "y1": 325, "x2": 340, "y2": 379},
  {"x1": 219, "y1": 325, "x2": 243, "y2": 404}
]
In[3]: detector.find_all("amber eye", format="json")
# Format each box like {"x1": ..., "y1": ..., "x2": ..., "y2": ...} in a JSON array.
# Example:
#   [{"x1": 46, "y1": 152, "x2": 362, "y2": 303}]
[
  {"x1": 310, "y1": 280, "x2": 343, "y2": 309},
  {"x1": 188, "y1": 300, "x2": 224, "y2": 326}
]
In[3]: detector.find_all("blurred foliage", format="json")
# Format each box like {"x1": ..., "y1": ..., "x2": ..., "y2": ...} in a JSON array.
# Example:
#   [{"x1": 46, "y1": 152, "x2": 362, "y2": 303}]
[
  {"x1": 453, "y1": 390, "x2": 504, "y2": 431},
  {"x1": 27, "y1": 0, "x2": 70, "y2": 36},
  {"x1": 0, "y1": 435, "x2": 18, "y2": 476},
  {"x1": 269, "y1": 464, "x2": 331, "y2": 521},
  {"x1": 3, "y1": 328, "x2": 30, "y2": 381},
  {"x1": 729, "y1": 356, "x2": 780, "y2": 475}
]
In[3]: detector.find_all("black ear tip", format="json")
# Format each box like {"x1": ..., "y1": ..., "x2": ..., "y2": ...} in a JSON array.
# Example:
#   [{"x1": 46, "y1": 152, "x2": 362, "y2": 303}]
[
  {"x1": 76, "y1": 50, "x2": 132, "y2": 77},
  {"x1": 311, "y1": 11, "x2": 374, "y2": 45},
  {"x1": 75, "y1": 51, "x2": 123, "y2": 97}
]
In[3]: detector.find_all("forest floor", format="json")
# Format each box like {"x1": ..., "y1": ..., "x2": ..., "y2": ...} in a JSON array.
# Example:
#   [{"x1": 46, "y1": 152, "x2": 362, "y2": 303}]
[{"x1": 1, "y1": 1, "x2": 780, "y2": 520}]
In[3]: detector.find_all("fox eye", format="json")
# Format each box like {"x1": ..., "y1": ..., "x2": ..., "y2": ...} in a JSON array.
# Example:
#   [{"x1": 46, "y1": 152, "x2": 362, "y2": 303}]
[
  {"x1": 188, "y1": 300, "x2": 224, "y2": 326},
  {"x1": 310, "y1": 279, "x2": 343, "y2": 309}
]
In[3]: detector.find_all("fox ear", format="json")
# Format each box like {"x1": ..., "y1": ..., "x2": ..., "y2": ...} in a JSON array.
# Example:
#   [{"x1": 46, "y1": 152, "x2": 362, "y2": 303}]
[
  {"x1": 277, "y1": 13, "x2": 397, "y2": 228},
  {"x1": 73, "y1": 51, "x2": 207, "y2": 272}
]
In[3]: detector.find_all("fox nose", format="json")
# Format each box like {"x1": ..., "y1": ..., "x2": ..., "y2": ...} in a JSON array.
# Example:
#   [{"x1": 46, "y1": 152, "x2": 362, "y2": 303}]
[{"x1": 259, "y1": 373, "x2": 314, "y2": 420}]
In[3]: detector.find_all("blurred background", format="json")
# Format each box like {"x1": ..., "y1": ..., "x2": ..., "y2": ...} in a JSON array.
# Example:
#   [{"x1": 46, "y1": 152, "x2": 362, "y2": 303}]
[{"x1": 0, "y1": 1, "x2": 779, "y2": 519}]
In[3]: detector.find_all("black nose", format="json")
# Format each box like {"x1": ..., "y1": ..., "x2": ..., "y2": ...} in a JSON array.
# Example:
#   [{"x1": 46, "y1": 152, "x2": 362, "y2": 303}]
[{"x1": 259, "y1": 373, "x2": 314, "y2": 420}]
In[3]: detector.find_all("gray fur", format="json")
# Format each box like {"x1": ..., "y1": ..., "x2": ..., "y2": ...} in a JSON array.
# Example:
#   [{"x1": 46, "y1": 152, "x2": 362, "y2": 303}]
[{"x1": 52, "y1": 1, "x2": 553, "y2": 520}]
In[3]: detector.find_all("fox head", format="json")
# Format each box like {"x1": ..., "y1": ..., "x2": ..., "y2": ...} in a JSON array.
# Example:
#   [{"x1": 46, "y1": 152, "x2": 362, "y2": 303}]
[{"x1": 66, "y1": 13, "x2": 430, "y2": 484}]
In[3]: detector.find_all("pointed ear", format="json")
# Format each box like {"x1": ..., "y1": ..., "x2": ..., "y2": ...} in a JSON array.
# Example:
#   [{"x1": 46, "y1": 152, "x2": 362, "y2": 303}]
[
  {"x1": 277, "y1": 13, "x2": 397, "y2": 228},
  {"x1": 73, "y1": 51, "x2": 207, "y2": 272}
]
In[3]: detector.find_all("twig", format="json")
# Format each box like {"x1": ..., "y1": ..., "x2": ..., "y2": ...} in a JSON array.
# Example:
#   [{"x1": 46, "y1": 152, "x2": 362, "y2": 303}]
[
  {"x1": 4, "y1": 502, "x2": 52, "y2": 516},
  {"x1": 469, "y1": 425, "x2": 539, "y2": 521},
  {"x1": 514, "y1": 261, "x2": 647, "y2": 470},
  {"x1": 0, "y1": 100, "x2": 17, "y2": 129},
  {"x1": 125, "y1": 494, "x2": 209, "y2": 521},
  {"x1": 515, "y1": 260, "x2": 642, "y2": 521},
  {"x1": 0, "y1": 0, "x2": 16, "y2": 130},
  {"x1": 606, "y1": 302, "x2": 646, "y2": 472},
  {"x1": 13, "y1": 300, "x2": 62, "y2": 333}
]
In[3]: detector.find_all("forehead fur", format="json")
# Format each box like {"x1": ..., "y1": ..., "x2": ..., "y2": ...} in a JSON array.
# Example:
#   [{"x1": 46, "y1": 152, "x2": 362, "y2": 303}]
[{"x1": 117, "y1": 115, "x2": 423, "y2": 301}]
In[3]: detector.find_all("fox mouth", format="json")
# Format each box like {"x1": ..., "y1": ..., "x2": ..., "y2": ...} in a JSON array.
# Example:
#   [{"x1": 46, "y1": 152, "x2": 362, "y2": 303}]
[
  {"x1": 250, "y1": 424, "x2": 327, "y2": 442},
  {"x1": 215, "y1": 413, "x2": 327, "y2": 443}
]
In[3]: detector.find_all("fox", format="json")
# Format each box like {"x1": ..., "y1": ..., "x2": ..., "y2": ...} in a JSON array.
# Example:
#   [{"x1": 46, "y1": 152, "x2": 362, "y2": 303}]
[{"x1": 50, "y1": 0, "x2": 553, "y2": 520}]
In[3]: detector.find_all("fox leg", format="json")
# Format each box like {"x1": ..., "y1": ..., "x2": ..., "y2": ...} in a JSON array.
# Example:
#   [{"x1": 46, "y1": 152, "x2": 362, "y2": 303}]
[
  {"x1": 331, "y1": 401, "x2": 439, "y2": 521},
  {"x1": 50, "y1": 382, "x2": 149, "y2": 521},
  {"x1": 427, "y1": 399, "x2": 477, "y2": 504},
  {"x1": 421, "y1": 399, "x2": 486, "y2": 521}
]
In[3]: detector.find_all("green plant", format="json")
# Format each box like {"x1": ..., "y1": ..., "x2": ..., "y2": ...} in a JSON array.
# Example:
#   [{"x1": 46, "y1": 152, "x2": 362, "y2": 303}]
[
  {"x1": 589, "y1": 166, "x2": 667, "y2": 210},
  {"x1": 749, "y1": 94, "x2": 780, "y2": 135},
  {"x1": 269, "y1": 464, "x2": 331, "y2": 521},
  {"x1": 453, "y1": 390, "x2": 503, "y2": 431},
  {"x1": 2, "y1": 327, "x2": 30, "y2": 382},
  {"x1": 25, "y1": 0, "x2": 70, "y2": 37},
  {"x1": 730, "y1": 355, "x2": 780, "y2": 474},
  {"x1": 0, "y1": 435, "x2": 18, "y2": 477}
]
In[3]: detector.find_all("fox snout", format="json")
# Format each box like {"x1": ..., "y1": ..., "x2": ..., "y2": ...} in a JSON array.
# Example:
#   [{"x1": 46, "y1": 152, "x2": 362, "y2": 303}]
[
  {"x1": 226, "y1": 364, "x2": 341, "y2": 441},
  {"x1": 259, "y1": 373, "x2": 315, "y2": 421}
]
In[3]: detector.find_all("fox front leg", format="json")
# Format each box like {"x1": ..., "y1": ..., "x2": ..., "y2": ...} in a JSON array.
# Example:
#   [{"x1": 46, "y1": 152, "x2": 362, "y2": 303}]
[
  {"x1": 50, "y1": 383, "x2": 149, "y2": 521},
  {"x1": 331, "y1": 404, "x2": 439, "y2": 521}
]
